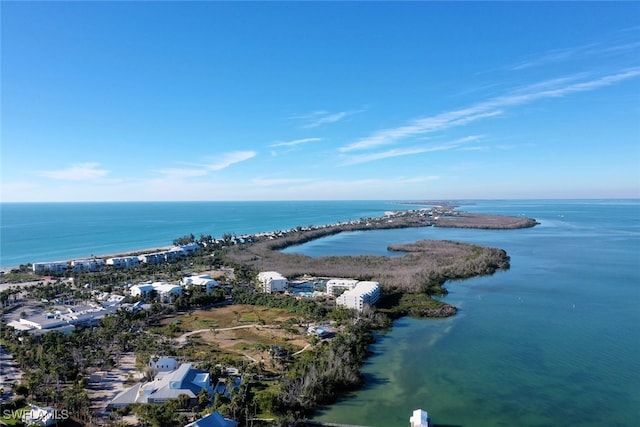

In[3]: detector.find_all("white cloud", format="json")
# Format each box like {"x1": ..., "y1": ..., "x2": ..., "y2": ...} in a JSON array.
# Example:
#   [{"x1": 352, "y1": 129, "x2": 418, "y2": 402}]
[
  {"x1": 457, "y1": 146, "x2": 490, "y2": 152},
  {"x1": 341, "y1": 136, "x2": 482, "y2": 165},
  {"x1": 206, "y1": 151, "x2": 256, "y2": 171},
  {"x1": 150, "y1": 151, "x2": 257, "y2": 181},
  {"x1": 489, "y1": 68, "x2": 640, "y2": 106},
  {"x1": 36, "y1": 163, "x2": 108, "y2": 181},
  {"x1": 341, "y1": 147, "x2": 431, "y2": 165},
  {"x1": 511, "y1": 47, "x2": 586, "y2": 71},
  {"x1": 295, "y1": 109, "x2": 363, "y2": 128},
  {"x1": 340, "y1": 68, "x2": 640, "y2": 153},
  {"x1": 270, "y1": 137, "x2": 321, "y2": 148},
  {"x1": 340, "y1": 111, "x2": 501, "y2": 153},
  {"x1": 509, "y1": 37, "x2": 640, "y2": 70}
]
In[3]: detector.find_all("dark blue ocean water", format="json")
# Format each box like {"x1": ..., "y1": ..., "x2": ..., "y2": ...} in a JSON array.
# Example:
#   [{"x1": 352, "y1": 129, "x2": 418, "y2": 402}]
[{"x1": 1, "y1": 200, "x2": 638, "y2": 426}]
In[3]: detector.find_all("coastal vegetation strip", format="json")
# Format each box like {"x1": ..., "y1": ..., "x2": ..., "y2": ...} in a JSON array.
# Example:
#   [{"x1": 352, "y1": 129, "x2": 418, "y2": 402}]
[
  {"x1": 434, "y1": 212, "x2": 539, "y2": 229},
  {"x1": 219, "y1": 207, "x2": 530, "y2": 319},
  {"x1": 226, "y1": 238, "x2": 509, "y2": 294}
]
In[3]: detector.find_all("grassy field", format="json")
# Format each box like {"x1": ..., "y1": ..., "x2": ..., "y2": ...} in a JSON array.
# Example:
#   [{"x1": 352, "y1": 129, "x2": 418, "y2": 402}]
[
  {"x1": 160, "y1": 304, "x2": 301, "y2": 329},
  {"x1": 158, "y1": 305, "x2": 312, "y2": 369}
]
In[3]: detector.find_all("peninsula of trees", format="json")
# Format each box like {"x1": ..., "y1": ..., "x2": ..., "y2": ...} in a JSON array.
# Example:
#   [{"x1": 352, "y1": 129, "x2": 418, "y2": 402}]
[{"x1": 224, "y1": 206, "x2": 535, "y2": 317}]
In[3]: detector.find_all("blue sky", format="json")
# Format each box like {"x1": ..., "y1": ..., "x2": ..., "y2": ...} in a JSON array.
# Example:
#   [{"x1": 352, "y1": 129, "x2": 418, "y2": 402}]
[{"x1": 2, "y1": 1, "x2": 639, "y2": 202}]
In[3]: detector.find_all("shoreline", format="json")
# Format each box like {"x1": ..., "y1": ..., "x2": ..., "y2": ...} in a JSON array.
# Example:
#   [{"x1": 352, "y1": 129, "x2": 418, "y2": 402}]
[
  {"x1": 2, "y1": 207, "x2": 536, "y2": 276},
  {"x1": 0, "y1": 245, "x2": 175, "y2": 274}
]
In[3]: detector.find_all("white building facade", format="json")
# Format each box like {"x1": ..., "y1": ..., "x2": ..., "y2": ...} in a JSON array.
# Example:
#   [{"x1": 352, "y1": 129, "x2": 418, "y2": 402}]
[
  {"x1": 335, "y1": 281, "x2": 380, "y2": 311},
  {"x1": 410, "y1": 409, "x2": 429, "y2": 427},
  {"x1": 106, "y1": 256, "x2": 140, "y2": 268},
  {"x1": 71, "y1": 259, "x2": 106, "y2": 272},
  {"x1": 32, "y1": 261, "x2": 68, "y2": 274},
  {"x1": 326, "y1": 278, "x2": 359, "y2": 296},
  {"x1": 257, "y1": 271, "x2": 288, "y2": 293},
  {"x1": 182, "y1": 274, "x2": 220, "y2": 293},
  {"x1": 131, "y1": 282, "x2": 183, "y2": 301},
  {"x1": 149, "y1": 356, "x2": 179, "y2": 372},
  {"x1": 152, "y1": 282, "x2": 183, "y2": 302},
  {"x1": 130, "y1": 284, "x2": 155, "y2": 298}
]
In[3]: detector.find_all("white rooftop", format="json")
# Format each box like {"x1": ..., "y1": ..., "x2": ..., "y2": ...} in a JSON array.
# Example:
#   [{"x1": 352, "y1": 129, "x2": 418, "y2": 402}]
[{"x1": 410, "y1": 408, "x2": 429, "y2": 427}]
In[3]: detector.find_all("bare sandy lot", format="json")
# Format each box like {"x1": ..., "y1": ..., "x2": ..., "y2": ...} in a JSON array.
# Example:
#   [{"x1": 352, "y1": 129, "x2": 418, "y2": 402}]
[{"x1": 87, "y1": 353, "x2": 139, "y2": 415}]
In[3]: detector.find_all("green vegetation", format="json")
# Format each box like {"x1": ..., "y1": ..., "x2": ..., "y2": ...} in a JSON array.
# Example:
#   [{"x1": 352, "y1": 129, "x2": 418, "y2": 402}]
[
  {"x1": 224, "y1": 237, "x2": 509, "y2": 318},
  {"x1": 231, "y1": 288, "x2": 328, "y2": 320},
  {"x1": 0, "y1": 264, "x2": 35, "y2": 284},
  {"x1": 0, "y1": 399, "x2": 28, "y2": 426},
  {"x1": 377, "y1": 288, "x2": 456, "y2": 318},
  {"x1": 434, "y1": 212, "x2": 539, "y2": 229}
]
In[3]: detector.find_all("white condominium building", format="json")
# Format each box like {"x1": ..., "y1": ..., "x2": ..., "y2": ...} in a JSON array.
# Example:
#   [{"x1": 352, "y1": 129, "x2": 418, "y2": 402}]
[
  {"x1": 410, "y1": 409, "x2": 430, "y2": 427},
  {"x1": 71, "y1": 259, "x2": 106, "y2": 272},
  {"x1": 181, "y1": 274, "x2": 220, "y2": 293},
  {"x1": 335, "y1": 281, "x2": 380, "y2": 311},
  {"x1": 326, "y1": 278, "x2": 359, "y2": 296},
  {"x1": 32, "y1": 261, "x2": 68, "y2": 274},
  {"x1": 257, "y1": 271, "x2": 288, "y2": 293},
  {"x1": 106, "y1": 256, "x2": 140, "y2": 268}
]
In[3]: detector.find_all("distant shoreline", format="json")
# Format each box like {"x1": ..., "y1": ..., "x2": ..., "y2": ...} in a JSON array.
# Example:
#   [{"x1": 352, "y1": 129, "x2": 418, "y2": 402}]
[{"x1": 1, "y1": 207, "x2": 537, "y2": 275}]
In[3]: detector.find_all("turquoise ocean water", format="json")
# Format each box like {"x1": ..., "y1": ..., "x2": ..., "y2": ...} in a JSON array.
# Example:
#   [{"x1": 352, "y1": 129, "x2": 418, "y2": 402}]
[
  {"x1": 1, "y1": 200, "x2": 639, "y2": 425},
  {"x1": 0, "y1": 201, "x2": 398, "y2": 268},
  {"x1": 301, "y1": 200, "x2": 640, "y2": 426}
]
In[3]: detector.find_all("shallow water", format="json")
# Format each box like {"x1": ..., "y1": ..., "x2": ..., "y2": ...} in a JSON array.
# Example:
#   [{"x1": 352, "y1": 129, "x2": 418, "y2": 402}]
[{"x1": 296, "y1": 201, "x2": 640, "y2": 426}]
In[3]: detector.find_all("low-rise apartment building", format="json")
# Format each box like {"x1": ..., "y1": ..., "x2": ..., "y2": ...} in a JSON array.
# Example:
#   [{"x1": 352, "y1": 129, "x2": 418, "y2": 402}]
[
  {"x1": 258, "y1": 271, "x2": 288, "y2": 293},
  {"x1": 335, "y1": 281, "x2": 380, "y2": 311}
]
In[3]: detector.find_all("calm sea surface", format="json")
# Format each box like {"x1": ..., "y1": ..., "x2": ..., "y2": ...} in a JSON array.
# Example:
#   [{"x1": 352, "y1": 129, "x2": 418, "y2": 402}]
[
  {"x1": 297, "y1": 200, "x2": 640, "y2": 427},
  {"x1": 0, "y1": 201, "x2": 400, "y2": 268},
  {"x1": 1, "y1": 200, "x2": 639, "y2": 426}
]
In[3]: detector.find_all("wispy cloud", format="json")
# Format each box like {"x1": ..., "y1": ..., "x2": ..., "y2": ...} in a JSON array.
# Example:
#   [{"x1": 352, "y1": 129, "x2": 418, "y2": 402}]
[
  {"x1": 341, "y1": 147, "x2": 432, "y2": 166},
  {"x1": 340, "y1": 68, "x2": 640, "y2": 154},
  {"x1": 269, "y1": 137, "x2": 321, "y2": 148},
  {"x1": 36, "y1": 162, "x2": 108, "y2": 181},
  {"x1": 511, "y1": 46, "x2": 591, "y2": 71},
  {"x1": 340, "y1": 110, "x2": 500, "y2": 153},
  {"x1": 341, "y1": 136, "x2": 482, "y2": 166},
  {"x1": 457, "y1": 146, "x2": 490, "y2": 152},
  {"x1": 510, "y1": 38, "x2": 640, "y2": 70},
  {"x1": 206, "y1": 151, "x2": 256, "y2": 171},
  {"x1": 154, "y1": 151, "x2": 257, "y2": 180},
  {"x1": 295, "y1": 109, "x2": 363, "y2": 128},
  {"x1": 490, "y1": 68, "x2": 640, "y2": 106}
]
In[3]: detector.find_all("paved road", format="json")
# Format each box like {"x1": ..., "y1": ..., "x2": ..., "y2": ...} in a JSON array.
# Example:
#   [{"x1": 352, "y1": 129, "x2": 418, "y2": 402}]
[{"x1": 0, "y1": 345, "x2": 23, "y2": 399}]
